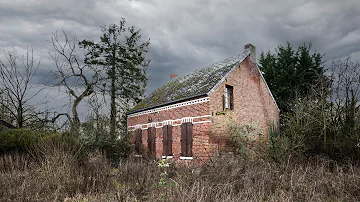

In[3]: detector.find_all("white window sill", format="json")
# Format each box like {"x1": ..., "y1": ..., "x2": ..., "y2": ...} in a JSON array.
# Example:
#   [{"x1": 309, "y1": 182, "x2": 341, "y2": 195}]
[
  {"x1": 162, "y1": 156, "x2": 173, "y2": 159},
  {"x1": 180, "y1": 156, "x2": 193, "y2": 160}
]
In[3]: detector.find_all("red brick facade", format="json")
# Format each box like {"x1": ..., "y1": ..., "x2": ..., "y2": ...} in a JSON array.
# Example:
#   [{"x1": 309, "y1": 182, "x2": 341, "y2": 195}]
[{"x1": 127, "y1": 54, "x2": 279, "y2": 162}]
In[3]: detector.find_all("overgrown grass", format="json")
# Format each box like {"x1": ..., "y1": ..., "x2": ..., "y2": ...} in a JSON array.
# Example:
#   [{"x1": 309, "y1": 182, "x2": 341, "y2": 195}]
[{"x1": 1, "y1": 142, "x2": 359, "y2": 201}]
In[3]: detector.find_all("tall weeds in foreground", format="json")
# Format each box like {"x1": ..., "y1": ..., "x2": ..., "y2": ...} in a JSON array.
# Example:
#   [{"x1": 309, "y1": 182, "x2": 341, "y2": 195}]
[
  {"x1": 1, "y1": 141, "x2": 359, "y2": 201},
  {"x1": 0, "y1": 139, "x2": 113, "y2": 201},
  {"x1": 62, "y1": 155, "x2": 360, "y2": 202}
]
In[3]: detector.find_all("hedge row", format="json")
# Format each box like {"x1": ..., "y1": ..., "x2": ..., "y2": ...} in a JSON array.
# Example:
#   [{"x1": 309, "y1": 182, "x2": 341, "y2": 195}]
[{"x1": 0, "y1": 128, "x2": 64, "y2": 153}]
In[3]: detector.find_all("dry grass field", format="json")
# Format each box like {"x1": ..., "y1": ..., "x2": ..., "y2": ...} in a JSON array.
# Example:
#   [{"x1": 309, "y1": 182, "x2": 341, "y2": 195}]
[{"x1": 1, "y1": 140, "x2": 359, "y2": 202}]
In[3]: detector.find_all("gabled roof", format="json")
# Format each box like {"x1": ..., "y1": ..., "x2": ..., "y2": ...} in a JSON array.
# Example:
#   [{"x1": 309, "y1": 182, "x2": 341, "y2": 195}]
[{"x1": 128, "y1": 49, "x2": 251, "y2": 114}]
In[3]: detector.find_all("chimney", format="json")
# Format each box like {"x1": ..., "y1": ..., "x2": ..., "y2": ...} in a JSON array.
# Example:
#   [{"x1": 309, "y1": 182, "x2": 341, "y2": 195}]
[
  {"x1": 244, "y1": 43, "x2": 256, "y2": 58},
  {"x1": 170, "y1": 74, "x2": 178, "y2": 79}
]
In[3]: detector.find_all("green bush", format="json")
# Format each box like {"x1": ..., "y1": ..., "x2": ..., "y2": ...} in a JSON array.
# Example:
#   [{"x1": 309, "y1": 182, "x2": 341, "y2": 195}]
[
  {"x1": 0, "y1": 128, "x2": 39, "y2": 153},
  {"x1": 101, "y1": 134, "x2": 132, "y2": 165},
  {"x1": 0, "y1": 128, "x2": 66, "y2": 154},
  {"x1": 80, "y1": 115, "x2": 131, "y2": 165}
]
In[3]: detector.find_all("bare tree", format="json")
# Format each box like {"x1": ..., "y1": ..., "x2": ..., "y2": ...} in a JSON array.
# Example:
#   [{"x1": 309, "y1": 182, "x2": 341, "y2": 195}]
[
  {"x1": 0, "y1": 49, "x2": 46, "y2": 128},
  {"x1": 49, "y1": 31, "x2": 101, "y2": 135}
]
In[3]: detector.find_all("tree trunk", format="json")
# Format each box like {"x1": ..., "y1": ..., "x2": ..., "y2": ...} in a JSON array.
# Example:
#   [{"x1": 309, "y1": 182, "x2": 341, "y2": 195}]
[
  {"x1": 110, "y1": 50, "x2": 117, "y2": 139},
  {"x1": 17, "y1": 102, "x2": 23, "y2": 128}
]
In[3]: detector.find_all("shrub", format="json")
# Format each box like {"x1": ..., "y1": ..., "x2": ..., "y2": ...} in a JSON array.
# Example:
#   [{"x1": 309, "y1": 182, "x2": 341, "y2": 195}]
[
  {"x1": 0, "y1": 128, "x2": 40, "y2": 153},
  {"x1": 226, "y1": 120, "x2": 263, "y2": 156},
  {"x1": 80, "y1": 115, "x2": 131, "y2": 165},
  {"x1": 0, "y1": 128, "x2": 74, "y2": 154}
]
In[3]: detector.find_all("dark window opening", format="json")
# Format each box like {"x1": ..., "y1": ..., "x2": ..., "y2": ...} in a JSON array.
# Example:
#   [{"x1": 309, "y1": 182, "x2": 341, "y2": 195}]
[
  {"x1": 162, "y1": 125, "x2": 173, "y2": 157},
  {"x1": 181, "y1": 122, "x2": 193, "y2": 157}
]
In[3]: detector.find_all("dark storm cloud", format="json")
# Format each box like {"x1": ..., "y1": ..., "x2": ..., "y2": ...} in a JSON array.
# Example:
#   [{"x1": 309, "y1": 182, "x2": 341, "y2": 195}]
[{"x1": 0, "y1": 0, "x2": 359, "y2": 116}]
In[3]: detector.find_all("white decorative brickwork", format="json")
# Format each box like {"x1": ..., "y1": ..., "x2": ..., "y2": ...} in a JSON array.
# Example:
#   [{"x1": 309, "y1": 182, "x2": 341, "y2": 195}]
[
  {"x1": 128, "y1": 115, "x2": 211, "y2": 131},
  {"x1": 127, "y1": 97, "x2": 210, "y2": 118}
]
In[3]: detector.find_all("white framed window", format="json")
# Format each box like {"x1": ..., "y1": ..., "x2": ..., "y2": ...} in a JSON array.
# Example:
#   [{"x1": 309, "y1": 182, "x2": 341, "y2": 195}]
[{"x1": 225, "y1": 85, "x2": 233, "y2": 110}]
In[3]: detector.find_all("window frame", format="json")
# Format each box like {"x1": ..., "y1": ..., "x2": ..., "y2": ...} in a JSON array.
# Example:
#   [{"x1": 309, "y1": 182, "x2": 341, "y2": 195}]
[{"x1": 224, "y1": 85, "x2": 234, "y2": 110}]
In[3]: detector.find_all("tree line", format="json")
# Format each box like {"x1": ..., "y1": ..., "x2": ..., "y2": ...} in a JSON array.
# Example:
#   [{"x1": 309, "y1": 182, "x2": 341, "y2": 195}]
[
  {"x1": 1, "y1": 20, "x2": 359, "y2": 161},
  {"x1": 0, "y1": 18, "x2": 150, "y2": 158},
  {"x1": 260, "y1": 43, "x2": 360, "y2": 161}
]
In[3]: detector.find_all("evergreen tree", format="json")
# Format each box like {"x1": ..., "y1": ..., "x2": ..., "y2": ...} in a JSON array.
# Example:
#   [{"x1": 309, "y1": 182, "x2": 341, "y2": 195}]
[
  {"x1": 259, "y1": 42, "x2": 326, "y2": 113},
  {"x1": 80, "y1": 18, "x2": 150, "y2": 138}
]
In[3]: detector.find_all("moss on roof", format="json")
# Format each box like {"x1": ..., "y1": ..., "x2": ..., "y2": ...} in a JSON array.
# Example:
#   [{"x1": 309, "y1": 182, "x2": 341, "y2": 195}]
[{"x1": 129, "y1": 51, "x2": 250, "y2": 113}]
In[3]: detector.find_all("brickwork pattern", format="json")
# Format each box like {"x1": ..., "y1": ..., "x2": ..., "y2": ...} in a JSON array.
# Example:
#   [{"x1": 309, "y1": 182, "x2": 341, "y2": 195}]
[
  {"x1": 128, "y1": 55, "x2": 280, "y2": 162},
  {"x1": 209, "y1": 56, "x2": 280, "y2": 145},
  {"x1": 128, "y1": 100, "x2": 212, "y2": 161}
]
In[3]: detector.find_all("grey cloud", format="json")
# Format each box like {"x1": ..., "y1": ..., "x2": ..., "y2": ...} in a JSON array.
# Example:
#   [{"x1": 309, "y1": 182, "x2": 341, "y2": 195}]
[{"x1": 0, "y1": 0, "x2": 359, "y2": 118}]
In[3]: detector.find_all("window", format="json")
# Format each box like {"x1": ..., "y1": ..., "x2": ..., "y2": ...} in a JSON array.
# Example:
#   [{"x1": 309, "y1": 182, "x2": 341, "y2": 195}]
[
  {"x1": 181, "y1": 122, "x2": 193, "y2": 158},
  {"x1": 162, "y1": 125, "x2": 173, "y2": 158},
  {"x1": 224, "y1": 85, "x2": 233, "y2": 110},
  {"x1": 147, "y1": 127, "x2": 156, "y2": 157},
  {"x1": 135, "y1": 128, "x2": 142, "y2": 155}
]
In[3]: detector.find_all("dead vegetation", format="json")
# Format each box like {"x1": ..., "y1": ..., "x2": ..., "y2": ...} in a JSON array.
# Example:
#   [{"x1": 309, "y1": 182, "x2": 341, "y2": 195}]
[{"x1": 1, "y1": 142, "x2": 359, "y2": 202}]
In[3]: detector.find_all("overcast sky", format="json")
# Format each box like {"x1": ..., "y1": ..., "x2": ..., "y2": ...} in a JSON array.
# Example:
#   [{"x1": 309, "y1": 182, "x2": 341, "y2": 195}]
[{"x1": 0, "y1": 0, "x2": 359, "y2": 119}]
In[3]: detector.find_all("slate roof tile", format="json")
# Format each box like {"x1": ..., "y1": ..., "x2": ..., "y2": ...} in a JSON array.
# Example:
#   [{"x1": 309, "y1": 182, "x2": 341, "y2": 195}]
[{"x1": 129, "y1": 50, "x2": 250, "y2": 113}]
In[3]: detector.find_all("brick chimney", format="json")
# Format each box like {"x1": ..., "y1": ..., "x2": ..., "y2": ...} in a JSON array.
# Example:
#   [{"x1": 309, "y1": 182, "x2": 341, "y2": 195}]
[
  {"x1": 170, "y1": 74, "x2": 178, "y2": 79},
  {"x1": 244, "y1": 43, "x2": 256, "y2": 58}
]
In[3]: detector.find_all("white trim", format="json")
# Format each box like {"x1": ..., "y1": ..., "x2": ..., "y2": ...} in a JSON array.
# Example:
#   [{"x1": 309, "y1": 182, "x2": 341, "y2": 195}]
[
  {"x1": 163, "y1": 120, "x2": 173, "y2": 126},
  {"x1": 180, "y1": 156, "x2": 193, "y2": 160},
  {"x1": 162, "y1": 156, "x2": 173, "y2": 159},
  {"x1": 182, "y1": 117, "x2": 194, "y2": 123},
  {"x1": 127, "y1": 114, "x2": 211, "y2": 131},
  {"x1": 128, "y1": 97, "x2": 210, "y2": 118},
  {"x1": 193, "y1": 120, "x2": 212, "y2": 124}
]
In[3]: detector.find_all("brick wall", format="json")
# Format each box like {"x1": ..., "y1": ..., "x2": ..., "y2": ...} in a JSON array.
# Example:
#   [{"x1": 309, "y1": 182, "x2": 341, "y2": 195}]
[
  {"x1": 209, "y1": 55, "x2": 280, "y2": 146},
  {"x1": 127, "y1": 97, "x2": 212, "y2": 161},
  {"x1": 127, "y1": 55, "x2": 280, "y2": 162}
]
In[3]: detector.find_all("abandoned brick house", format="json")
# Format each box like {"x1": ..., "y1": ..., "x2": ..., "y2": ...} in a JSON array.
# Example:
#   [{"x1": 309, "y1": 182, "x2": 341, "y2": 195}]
[{"x1": 127, "y1": 44, "x2": 279, "y2": 161}]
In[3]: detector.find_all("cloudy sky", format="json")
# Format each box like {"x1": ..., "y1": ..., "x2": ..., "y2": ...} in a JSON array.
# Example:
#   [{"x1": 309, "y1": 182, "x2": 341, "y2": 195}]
[{"x1": 0, "y1": 0, "x2": 359, "y2": 119}]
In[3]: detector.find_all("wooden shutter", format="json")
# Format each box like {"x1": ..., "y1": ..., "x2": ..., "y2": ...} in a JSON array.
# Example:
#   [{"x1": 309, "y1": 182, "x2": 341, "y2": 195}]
[
  {"x1": 162, "y1": 125, "x2": 168, "y2": 156},
  {"x1": 186, "y1": 123, "x2": 193, "y2": 157},
  {"x1": 147, "y1": 127, "x2": 156, "y2": 157},
  {"x1": 181, "y1": 122, "x2": 193, "y2": 157},
  {"x1": 167, "y1": 125, "x2": 173, "y2": 156},
  {"x1": 151, "y1": 127, "x2": 156, "y2": 157},
  {"x1": 181, "y1": 123, "x2": 187, "y2": 156},
  {"x1": 222, "y1": 94, "x2": 225, "y2": 111},
  {"x1": 135, "y1": 129, "x2": 142, "y2": 154}
]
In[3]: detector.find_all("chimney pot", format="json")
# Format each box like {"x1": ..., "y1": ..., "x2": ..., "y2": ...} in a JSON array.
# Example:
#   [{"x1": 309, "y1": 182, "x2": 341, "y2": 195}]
[{"x1": 170, "y1": 74, "x2": 178, "y2": 79}]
